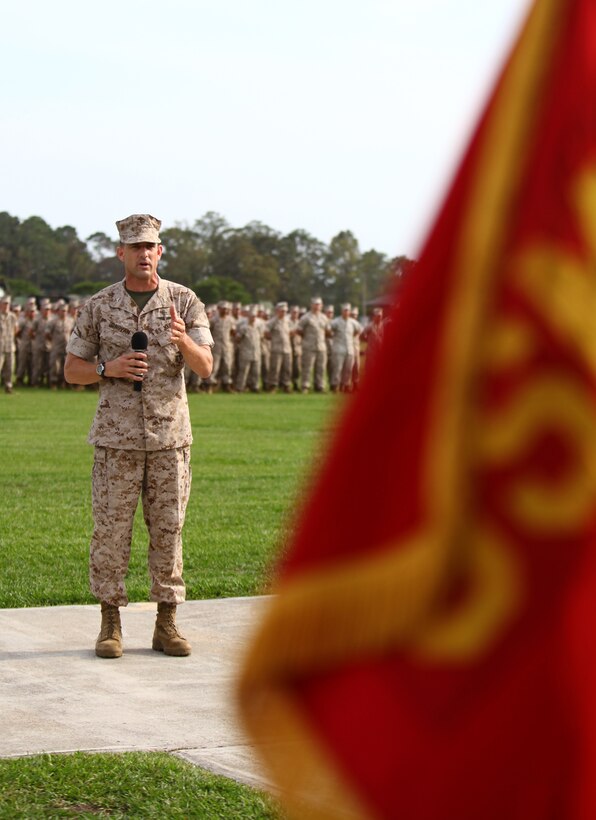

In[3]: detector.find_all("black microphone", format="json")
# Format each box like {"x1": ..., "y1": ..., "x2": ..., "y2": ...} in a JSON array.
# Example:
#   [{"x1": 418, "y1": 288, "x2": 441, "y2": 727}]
[{"x1": 131, "y1": 331, "x2": 148, "y2": 392}]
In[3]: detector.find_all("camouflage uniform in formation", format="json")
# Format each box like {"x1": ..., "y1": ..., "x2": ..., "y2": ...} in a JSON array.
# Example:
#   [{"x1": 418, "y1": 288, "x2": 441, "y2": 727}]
[
  {"x1": 0, "y1": 298, "x2": 17, "y2": 393},
  {"x1": 31, "y1": 306, "x2": 52, "y2": 387},
  {"x1": 288, "y1": 306, "x2": 302, "y2": 391},
  {"x1": 234, "y1": 311, "x2": 263, "y2": 392},
  {"x1": 208, "y1": 303, "x2": 234, "y2": 390},
  {"x1": 47, "y1": 307, "x2": 74, "y2": 387},
  {"x1": 266, "y1": 303, "x2": 292, "y2": 392},
  {"x1": 329, "y1": 306, "x2": 362, "y2": 392},
  {"x1": 298, "y1": 302, "x2": 330, "y2": 392},
  {"x1": 66, "y1": 277, "x2": 213, "y2": 607},
  {"x1": 16, "y1": 306, "x2": 36, "y2": 385}
]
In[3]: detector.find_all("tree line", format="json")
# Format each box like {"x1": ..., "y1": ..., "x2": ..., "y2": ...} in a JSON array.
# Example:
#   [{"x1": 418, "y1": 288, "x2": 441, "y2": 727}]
[{"x1": 0, "y1": 210, "x2": 413, "y2": 308}]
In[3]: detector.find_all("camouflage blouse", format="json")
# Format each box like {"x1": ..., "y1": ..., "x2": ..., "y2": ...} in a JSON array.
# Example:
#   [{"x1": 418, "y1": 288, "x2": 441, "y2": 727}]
[{"x1": 66, "y1": 278, "x2": 213, "y2": 451}]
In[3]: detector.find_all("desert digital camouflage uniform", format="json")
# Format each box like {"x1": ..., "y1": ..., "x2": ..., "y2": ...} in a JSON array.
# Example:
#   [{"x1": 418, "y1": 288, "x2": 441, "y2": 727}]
[
  {"x1": 351, "y1": 306, "x2": 362, "y2": 389},
  {"x1": 0, "y1": 298, "x2": 17, "y2": 392},
  {"x1": 16, "y1": 306, "x2": 36, "y2": 385},
  {"x1": 266, "y1": 304, "x2": 292, "y2": 391},
  {"x1": 31, "y1": 306, "x2": 52, "y2": 387},
  {"x1": 329, "y1": 307, "x2": 362, "y2": 392},
  {"x1": 298, "y1": 305, "x2": 330, "y2": 392},
  {"x1": 47, "y1": 307, "x2": 74, "y2": 387},
  {"x1": 324, "y1": 305, "x2": 335, "y2": 385},
  {"x1": 258, "y1": 308, "x2": 271, "y2": 388},
  {"x1": 207, "y1": 302, "x2": 234, "y2": 389},
  {"x1": 288, "y1": 306, "x2": 302, "y2": 391},
  {"x1": 230, "y1": 302, "x2": 242, "y2": 383},
  {"x1": 234, "y1": 312, "x2": 263, "y2": 392},
  {"x1": 66, "y1": 276, "x2": 213, "y2": 606}
]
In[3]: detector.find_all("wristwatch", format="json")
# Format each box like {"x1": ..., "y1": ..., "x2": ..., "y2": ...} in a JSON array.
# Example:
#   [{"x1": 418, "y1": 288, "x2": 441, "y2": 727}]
[{"x1": 96, "y1": 361, "x2": 106, "y2": 378}]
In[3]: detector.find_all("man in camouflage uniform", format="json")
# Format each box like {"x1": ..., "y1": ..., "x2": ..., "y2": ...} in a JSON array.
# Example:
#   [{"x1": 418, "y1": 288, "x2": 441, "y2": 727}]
[
  {"x1": 265, "y1": 301, "x2": 292, "y2": 393},
  {"x1": 207, "y1": 300, "x2": 234, "y2": 392},
  {"x1": 298, "y1": 297, "x2": 330, "y2": 393},
  {"x1": 324, "y1": 304, "x2": 335, "y2": 386},
  {"x1": 258, "y1": 306, "x2": 271, "y2": 388},
  {"x1": 230, "y1": 301, "x2": 243, "y2": 385},
  {"x1": 234, "y1": 306, "x2": 263, "y2": 392},
  {"x1": 288, "y1": 305, "x2": 302, "y2": 392},
  {"x1": 47, "y1": 303, "x2": 74, "y2": 388},
  {"x1": 65, "y1": 214, "x2": 214, "y2": 659},
  {"x1": 16, "y1": 301, "x2": 37, "y2": 386},
  {"x1": 329, "y1": 302, "x2": 362, "y2": 392},
  {"x1": 31, "y1": 301, "x2": 53, "y2": 387},
  {"x1": 351, "y1": 305, "x2": 362, "y2": 390},
  {"x1": 0, "y1": 295, "x2": 17, "y2": 393}
]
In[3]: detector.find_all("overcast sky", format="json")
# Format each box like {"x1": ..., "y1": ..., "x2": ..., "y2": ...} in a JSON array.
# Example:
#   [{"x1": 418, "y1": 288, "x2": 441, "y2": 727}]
[{"x1": 1, "y1": 0, "x2": 528, "y2": 258}]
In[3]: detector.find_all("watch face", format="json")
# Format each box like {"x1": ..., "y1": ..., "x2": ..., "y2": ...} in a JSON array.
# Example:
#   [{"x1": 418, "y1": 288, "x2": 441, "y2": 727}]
[{"x1": 96, "y1": 362, "x2": 105, "y2": 377}]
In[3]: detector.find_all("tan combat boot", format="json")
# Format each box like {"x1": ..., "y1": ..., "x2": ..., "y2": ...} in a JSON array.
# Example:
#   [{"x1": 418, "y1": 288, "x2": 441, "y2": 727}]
[
  {"x1": 95, "y1": 603, "x2": 123, "y2": 659},
  {"x1": 152, "y1": 602, "x2": 191, "y2": 656}
]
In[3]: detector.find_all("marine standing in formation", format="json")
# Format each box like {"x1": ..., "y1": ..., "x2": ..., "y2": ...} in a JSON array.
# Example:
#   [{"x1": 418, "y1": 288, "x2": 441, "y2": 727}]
[
  {"x1": 298, "y1": 296, "x2": 330, "y2": 393},
  {"x1": 64, "y1": 214, "x2": 214, "y2": 659},
  {"x1": 30, "y1": 302, "x2": 52, "y2": 387},
  {"x1": 329, "y1": 302, "x2": 362, "y2": 393},
  {"x1": 265, "y1": 301, "x2": 292, "y2": 393},
  {"x1": 207, "y1": 301, "x2": 234, "y2": 393},
  {"x1": 234, "y1": 305, "x2": 263, "y2": 392},
  {"x1": 0, "y1": 295, "x2": 17, "y2": 394}
]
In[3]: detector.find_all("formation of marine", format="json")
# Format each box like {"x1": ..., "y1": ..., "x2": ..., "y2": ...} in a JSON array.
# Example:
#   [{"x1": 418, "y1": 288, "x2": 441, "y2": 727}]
[{"x1": 0, "y1": 293, "x2": 387, "y2": 395}]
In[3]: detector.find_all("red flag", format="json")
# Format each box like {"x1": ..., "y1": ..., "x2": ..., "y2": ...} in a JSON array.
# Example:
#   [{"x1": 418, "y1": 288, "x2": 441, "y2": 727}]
[{"x1": 239, "y1": 1, "x2": 596, "y2": 817}]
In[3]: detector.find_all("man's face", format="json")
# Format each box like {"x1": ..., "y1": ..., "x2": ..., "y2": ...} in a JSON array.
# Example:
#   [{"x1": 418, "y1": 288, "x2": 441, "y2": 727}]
[
  {"x1": 342, "y1": 307, "x2": 350, "y2": 319},
  {"x1": 0, "y1": 301, "x2": 9, "y2": 314},
  {"x1": 276, "y1": 307, "x2": 287, "y2": 319},
  {"x1": 311, "y1": 301, "x2": 321, "y2": 314},
  {"x1": 117, "y1": 242, "x2": 162, "y2": 284}
]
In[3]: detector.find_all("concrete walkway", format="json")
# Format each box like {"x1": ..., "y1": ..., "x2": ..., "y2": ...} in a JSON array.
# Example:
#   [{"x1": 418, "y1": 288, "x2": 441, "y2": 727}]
[{"x1": 0, "y1": 597, "x2": 274, "y2": 791}]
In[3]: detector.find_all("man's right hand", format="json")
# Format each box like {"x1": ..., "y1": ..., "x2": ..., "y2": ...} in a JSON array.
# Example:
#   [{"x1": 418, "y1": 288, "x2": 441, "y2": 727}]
[{"x1": 107, "y1": 352, "x2": 148, "y2": 382}]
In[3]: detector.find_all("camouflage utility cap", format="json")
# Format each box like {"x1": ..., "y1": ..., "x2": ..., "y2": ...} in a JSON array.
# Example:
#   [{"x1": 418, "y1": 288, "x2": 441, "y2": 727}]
[{"x1": 116, "y1": 214, "x2": 161, "y2": 245}]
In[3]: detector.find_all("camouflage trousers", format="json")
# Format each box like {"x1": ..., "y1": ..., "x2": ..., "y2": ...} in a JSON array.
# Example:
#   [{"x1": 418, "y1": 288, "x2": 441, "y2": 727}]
[
  {"x1": 330, "y1": 351, "x2": 355, "y2": 389},
  {"x1": 234, "y1": 354, "x2": 261, "y2": 392},
  {"x1": 49, "y1": 348, "x2": 66, "y2": 386},
  {"x1": 208, "y1": 345, "x2": 233, "y2": 386},
  {"x1": 301, "y1": 348, "x2": 327, "y2": 391},
  {"x1": 267, "y1": 351, "x2": 291, "y2": 389},
  {"x1": 90, "y1": 446, "x2": 191, "y2": 607},
  {"x1": 0, "y1": 350, "x2": 14, "y2": 388}
]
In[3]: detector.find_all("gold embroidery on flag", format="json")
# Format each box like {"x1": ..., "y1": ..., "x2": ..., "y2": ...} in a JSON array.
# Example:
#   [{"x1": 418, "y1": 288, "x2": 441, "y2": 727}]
[
  {"x1": 513, "y1": 168, "x2": 596, "y2": 372},
  {"x1": 482, "y1": 317, "x2": 537, "y2": 369},
  {"x1": 477, "y1": 376, "x2": 596, "y2": 533},
  {"x1": 412, "y1": 527, "x2": 522, "y2": 660}
]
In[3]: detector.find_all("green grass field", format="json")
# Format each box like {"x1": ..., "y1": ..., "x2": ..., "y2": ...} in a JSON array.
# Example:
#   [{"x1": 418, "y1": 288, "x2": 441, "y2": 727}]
[
  {"x1": 0, "y1": 388, "x2": 339, "y2": 608},
  {"x1": 0, "y1": 752, "x2": 283, "y2": 819},
  {"x1": 0, "y1": 388, "x2": 340, "y2": 817}
]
